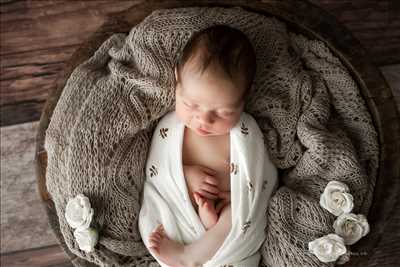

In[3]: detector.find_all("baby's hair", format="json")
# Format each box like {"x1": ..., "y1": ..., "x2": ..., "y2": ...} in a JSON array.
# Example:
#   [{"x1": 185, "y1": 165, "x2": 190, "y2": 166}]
[{"x1": 175, "y1": 25, "x2": 256, "y2": 100}]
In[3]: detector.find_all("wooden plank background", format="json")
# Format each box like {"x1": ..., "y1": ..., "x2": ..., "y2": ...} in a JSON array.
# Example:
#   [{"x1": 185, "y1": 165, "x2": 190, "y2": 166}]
[
  {"x1": 0, "y1": 0, "x2": 399, "y2": 266},
  {"x1": 1, "y1": 0, "x2": 399, "y2": 126}
]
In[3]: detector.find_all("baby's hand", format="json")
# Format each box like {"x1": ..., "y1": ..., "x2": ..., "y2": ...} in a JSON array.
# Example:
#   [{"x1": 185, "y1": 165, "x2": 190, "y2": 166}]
[
  {"x1": 216, "y1": 191, "x2": 231, "y2": 214},
  {"x1": 183, "y1": 165, "x2": 220, "y2": 200}
]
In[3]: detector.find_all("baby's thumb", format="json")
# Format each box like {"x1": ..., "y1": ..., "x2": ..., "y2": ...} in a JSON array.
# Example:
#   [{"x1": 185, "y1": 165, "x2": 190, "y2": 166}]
[{"x1": 193, "y1": 192, "x2": 201, "y2": 204}]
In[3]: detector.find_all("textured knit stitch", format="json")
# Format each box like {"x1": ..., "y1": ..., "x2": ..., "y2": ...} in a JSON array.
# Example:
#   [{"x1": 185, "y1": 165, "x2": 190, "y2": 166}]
[{"x1": 45, "y1": 6, "x2": 379, "y2": 267}]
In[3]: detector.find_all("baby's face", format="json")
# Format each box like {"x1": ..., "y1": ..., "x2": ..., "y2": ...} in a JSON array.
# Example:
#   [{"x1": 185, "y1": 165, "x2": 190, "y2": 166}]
[{"x1": 174, "y1": 62, "x2": 245, "y2": 137}]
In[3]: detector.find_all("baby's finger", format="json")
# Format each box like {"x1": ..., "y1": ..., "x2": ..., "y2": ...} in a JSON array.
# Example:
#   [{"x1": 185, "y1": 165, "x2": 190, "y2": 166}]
[
  {"x1": 201, "y1": 166, "x2": 217, "y2": 175},
  {"x1": 204, "y1": 176, "x2": 219, "y2": 186},
  {"x1": 199, "y1": 190, "x2": 218, "y2": 200},
  {"x1": 194, "y1": 192, "x2": 205, "y2": 206},
  {"x1": 193, "y1": 192, "x2": 199, "y2": 203},
  {"x1": 149, "y1": 237, "x2": 160, "y2": 247},
  {"x1": 201, "y1": 184, "x2": 219, "y2": 194},
  {"x1": 154, "y1": 224, "x2": 164, "y2": 234},
  {"x1": 152, "y1": 231, "x2": 162, "y2": 240}
]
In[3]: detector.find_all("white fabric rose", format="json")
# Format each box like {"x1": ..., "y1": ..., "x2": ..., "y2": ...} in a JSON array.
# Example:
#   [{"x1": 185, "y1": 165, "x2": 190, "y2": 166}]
[
  {"x1": 308, "y1": 233, "x2": 347, "y2": 263},
  {"x1": 320, "y1": 181, "x2": 354, "y2": 216},
  {"x1": 65, "y1": 194, "x2": 94, "y2": 230},
  {"x1": 74, "y1": 227, "x2": 98, "y2": 253},
  {"x1": 333, "y1": 213, "x2": 370, "y2": 245}
]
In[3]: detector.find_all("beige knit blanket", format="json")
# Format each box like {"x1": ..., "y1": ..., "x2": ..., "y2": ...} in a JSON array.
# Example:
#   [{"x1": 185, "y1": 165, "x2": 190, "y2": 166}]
[{"x1": 45, "y1": 7, "x2": 379, "y2": 267}]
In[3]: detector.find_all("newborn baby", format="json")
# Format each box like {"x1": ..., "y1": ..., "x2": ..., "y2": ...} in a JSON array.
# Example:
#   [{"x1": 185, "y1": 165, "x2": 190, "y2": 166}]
[{"x1": 139, "y1": 25, "x2": 274, "y2": 267}]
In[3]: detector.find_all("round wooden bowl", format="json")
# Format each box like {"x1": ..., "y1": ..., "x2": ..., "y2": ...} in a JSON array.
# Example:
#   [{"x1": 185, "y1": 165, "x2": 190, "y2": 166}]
[{"x1": 35, "y1": 1, "x2": 400, "y2": 266}]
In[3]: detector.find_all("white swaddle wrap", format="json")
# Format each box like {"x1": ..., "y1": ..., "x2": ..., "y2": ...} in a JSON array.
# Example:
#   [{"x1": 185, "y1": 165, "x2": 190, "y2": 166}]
[{"x1": 138, "y1": 111, "x2": 278, "y2": 267}]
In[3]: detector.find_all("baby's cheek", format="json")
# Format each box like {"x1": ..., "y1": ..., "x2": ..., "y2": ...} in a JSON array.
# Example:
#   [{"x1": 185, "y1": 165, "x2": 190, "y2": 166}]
[
  {"x1": 175, "y1": 105, "x2": 189, "y2": 124},
  {"x1": 221, "y1": 116, "x2": 241, "y2": 132},
  {"x1": 216, "y1": 120, "x2": 235, "y2": 134}
]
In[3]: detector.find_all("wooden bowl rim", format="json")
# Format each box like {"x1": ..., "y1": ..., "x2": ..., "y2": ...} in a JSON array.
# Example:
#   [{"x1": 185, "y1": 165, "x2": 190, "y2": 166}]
[{"x1": 34, "y1": 1, "x2": 400, "y2": 265}]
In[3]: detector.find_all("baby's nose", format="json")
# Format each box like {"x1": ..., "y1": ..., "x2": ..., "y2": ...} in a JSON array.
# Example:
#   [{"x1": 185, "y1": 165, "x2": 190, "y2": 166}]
[{"x1": 197, "y1": 112, "x2": 214, "y2": 125}]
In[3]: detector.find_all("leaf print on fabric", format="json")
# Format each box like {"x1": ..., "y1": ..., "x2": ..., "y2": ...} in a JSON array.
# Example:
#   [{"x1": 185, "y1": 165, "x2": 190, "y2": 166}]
[
  {"x1": 240, "y1": 122, "x2": 249, "y2": 135},
  {"x1": 247, "y1": 179, "x2": 254, "y2": 192},
  {"x1": 159, "y1": 128, "x2": 169, "y2": 139},
  {"x1": 149, "y1": 165, "x2": 158, "y2": 177},
  {"x1": 230, "y1": 163, "x2": 238, "y2": 175},
  {"x1": 242, "y1": 221, "x2": 251, "y2": 234},
  {"x1": 189, "y1": 225, "x2": 196, "y2": 233}
]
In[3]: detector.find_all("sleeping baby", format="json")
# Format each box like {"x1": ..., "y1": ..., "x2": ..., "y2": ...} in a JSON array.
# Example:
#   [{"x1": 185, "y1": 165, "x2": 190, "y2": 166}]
[{"x1": 138, "y1": 25, "x2": 278, "y2": 267}]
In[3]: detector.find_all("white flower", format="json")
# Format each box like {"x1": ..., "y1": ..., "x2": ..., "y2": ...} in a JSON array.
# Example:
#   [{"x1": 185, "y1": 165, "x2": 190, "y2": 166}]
[
  {"x1": 65, "y1": 194, "x2": 94, "y2": 230},
  {"x1": 333, "y1": 213, "x2": 370, "y2": 245},
  {"x1": 308, "y1": 234, "x2": 347, "y2": 263},
  {"x1": 74, "y1": 227, "x2": 98, "y2": 253},
  {"x1": 320, "y1": 181, "x2": 354, "y2": 216}
]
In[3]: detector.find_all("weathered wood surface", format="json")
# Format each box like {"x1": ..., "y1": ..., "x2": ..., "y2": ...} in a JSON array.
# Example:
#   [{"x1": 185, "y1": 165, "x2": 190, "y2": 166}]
[
  {"x1": 1, "y1": 0, "x2": 399, "y2": 126},
  {"x1": 315, "y1": 0, "x2": 400, "y2": 66},
  {"x1": 0, "y1": 121, "x2": 58, "y2": 254},
  {"x1": 1, "y1": 0, "x2": 399, "y2": 266},
  {"x1": 0, "y1": 0, "x2": 141, "y2": 126},
  {"x1": 380, "y1": 64, "x2": 400, "y2": 112},
  {"x1": 1, "y1": 245, "x2": 72, "y2": 267},
  {"x1": 0, "y1": 121, "x2": 72, "y2": 266}
]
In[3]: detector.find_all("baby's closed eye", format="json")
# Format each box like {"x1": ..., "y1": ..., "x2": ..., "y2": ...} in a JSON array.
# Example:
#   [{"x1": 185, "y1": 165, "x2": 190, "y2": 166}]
[
  {"x1": 183, "y1": 100, "x2": 197, "y2": 109},
  {"x1": 217, "y1": 110, "x2": 235, "y2": 117}
]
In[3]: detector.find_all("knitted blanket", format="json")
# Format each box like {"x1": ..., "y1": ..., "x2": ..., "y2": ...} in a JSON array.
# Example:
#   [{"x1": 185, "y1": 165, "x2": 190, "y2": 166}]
[{"x1": 45, "y1": 6, "x2": 379, "y2": 267}]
